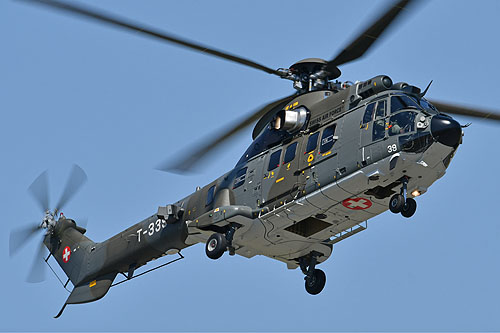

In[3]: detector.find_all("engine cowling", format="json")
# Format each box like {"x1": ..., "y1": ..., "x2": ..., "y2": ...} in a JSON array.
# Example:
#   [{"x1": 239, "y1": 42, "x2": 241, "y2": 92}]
[
  {"x1": 356, "y1": 75, "x2": 393, "y2": 99},
  {"x1": 274, "y1": 107, "x2": 308, "y2": 133}
]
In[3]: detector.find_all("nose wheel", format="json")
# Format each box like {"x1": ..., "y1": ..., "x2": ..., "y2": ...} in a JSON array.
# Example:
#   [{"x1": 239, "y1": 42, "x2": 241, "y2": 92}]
[
  {"x1": 401, "y1": 197, "x2": 417, "y2": 218},
  {"x1": 299, "y1": 252, "x2": 326, "y2": 295},
  {"x1": 389, "y1": 177, "x2": 417, "y2": 218},
  {"x1": 389, "y1": 194, "x2": 405, "y2": 213},
  {"x1": 305, "y1": 268, "x2": 326, "y2": 295}
]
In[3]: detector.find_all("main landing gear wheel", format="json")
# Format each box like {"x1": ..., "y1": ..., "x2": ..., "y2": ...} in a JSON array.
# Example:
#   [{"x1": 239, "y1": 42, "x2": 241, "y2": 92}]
[
  {"x1": 389, "y1": 194, "x2": 405, "y2": 213},
  {"x1": 401, "y1": 198, "x2": 417, "y2": 218},
  {"x1": 205, "y1": 233, "x2": 227, "y2": 260},
  {"x1": 305, "y1": 269, "x2": 326, "y2": 295}
]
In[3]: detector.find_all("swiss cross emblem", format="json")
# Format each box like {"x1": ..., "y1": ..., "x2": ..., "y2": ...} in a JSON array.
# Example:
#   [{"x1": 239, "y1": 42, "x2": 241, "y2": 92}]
[
  {"x1": 62, "y1": 246, "x2": 71, "y2": 263},
  {"x1": 342, "y1": 197, "x2": 372, "y2": 210}
]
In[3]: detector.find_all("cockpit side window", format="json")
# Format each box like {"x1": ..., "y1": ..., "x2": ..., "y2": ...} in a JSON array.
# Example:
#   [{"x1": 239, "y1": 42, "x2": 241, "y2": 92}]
[
  {"x1": 375, "y1": 100, "x2": 386, "y2": 118},
  {"x1": 388, "y1": 111, "x2": 416, "y2": 136},
  {"x1": 418, "y1": 98, "x2": 438, "y2": 114},
  {"x1": 391, "y1": 95, "x2": 421, "y2": 114},
  {"x1": 372, "y1": 119, "x2": 386, "y2": 141},
  {"x1": 362, "y1": 103, "x2": 375, "y2": 125}
]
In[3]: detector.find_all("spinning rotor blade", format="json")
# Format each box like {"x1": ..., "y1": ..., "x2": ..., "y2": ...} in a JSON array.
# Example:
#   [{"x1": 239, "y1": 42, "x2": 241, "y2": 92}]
[
  {"x1": 9, "y1": 224, "x2": 42, "y2": 257},
  {"x1": 26, "y1": 238, "x2": 47, "y2": 283},
  {"x1": 428, "y1": 100, "x2": 500, "y2": 122},
  {"x1": 28, "y1": 170, "x2": 50, "y2": 213},
  {"x1": 326, "y1": 0, "x2": 416, "y2": 72},
  {"x1": 158, "y1": 94, "x2": 296, "y2": 173},
  {"x1": 77, "y1": 216, "x2": 88, "y2": 228},
  {"x1": 55, "y1": 164, "x2": 87, "y2": 212},
  {"x1": 21, "y1": 0, "x2": 280, "y2": 76}
]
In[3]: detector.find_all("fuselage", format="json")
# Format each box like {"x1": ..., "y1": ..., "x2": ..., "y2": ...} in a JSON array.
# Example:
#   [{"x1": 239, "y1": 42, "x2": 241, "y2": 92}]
[{"x1": 63, "y1": 78, "x2": 462, "y2": 285}]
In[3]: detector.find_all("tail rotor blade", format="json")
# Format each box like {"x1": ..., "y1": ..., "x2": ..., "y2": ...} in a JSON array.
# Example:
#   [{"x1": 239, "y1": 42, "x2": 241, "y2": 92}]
[
  {"x1": 55, "y1": 164, "x2": 87, "y2": 212},
  {"x1": 9, "y1": 224, "x2": 41, "y2": 257},
  {"x1": 26, "y1": 239, "x2": 47, "y2": 283},
  {"x1": 28, "y1": 170, "x2": 50, "y2": 213}
]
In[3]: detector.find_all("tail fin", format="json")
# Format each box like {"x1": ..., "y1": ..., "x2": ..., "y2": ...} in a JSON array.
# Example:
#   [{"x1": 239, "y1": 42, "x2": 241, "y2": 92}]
[
  {"x1": 45, "y1": 218, "x2": 117, "y2": 317},
  {"x1": 44, "y1": 218, "x2": 95, "y2": 285}
]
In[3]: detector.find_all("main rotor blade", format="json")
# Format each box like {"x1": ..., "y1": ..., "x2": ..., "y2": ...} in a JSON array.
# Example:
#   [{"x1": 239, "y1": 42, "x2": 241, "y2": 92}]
[
  {"x1": 9, "y1": 224, "x2": 41, "y2": 257},
  {"x1": 28, "y1": 170, "x2": 50, "y2": 213},
  {"x1": 26, "y1": 238, "x2": 47, "y2": 283},
  {"x1": 21, "y1": 0, "x2": 280, "y2": 76},
  {"x1": 55, "y1": 164, "x2": 87, "y2": 212},
  {"x1": 158, "y1": 94, "x2": 296, "y2": 173},
  {"x1": 428, "y1": 100, "x2": 500, "y2": 122},
  {"x1": 326, "y1": 0, "x2": 416, "y2": 71}
]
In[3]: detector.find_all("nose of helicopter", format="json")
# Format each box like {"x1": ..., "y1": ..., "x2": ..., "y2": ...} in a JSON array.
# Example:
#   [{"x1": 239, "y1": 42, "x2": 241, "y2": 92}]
[{"x1": 431, "y1": 114, "x2": 462, "y2": 148}]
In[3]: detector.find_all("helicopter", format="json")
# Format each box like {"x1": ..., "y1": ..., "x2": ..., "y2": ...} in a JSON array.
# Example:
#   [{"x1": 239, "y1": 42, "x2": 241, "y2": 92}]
[{"x1": 9, "y1": 0, "x2": 500, "y2": 319}]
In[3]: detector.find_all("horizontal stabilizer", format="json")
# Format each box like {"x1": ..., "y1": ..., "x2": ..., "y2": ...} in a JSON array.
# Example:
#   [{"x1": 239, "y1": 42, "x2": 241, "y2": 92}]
[
  {"x1": 67, "y1": 272, "x2": 117, "y2": 304},
  {"x1": 55, "y1": 272, "x2": 117, "y2": 318}
]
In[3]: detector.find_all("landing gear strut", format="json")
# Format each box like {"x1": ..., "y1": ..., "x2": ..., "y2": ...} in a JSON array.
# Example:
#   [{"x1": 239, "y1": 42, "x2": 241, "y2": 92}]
[
  {"x1": 299, "y1": 252, "x2": 326, "y2": 295},
  {"x1": 225, "y1": 224, "x2": 237, "y2": 256},
  {"x1": 389, "y1": 176, "x2": 417, "y2": 218}
]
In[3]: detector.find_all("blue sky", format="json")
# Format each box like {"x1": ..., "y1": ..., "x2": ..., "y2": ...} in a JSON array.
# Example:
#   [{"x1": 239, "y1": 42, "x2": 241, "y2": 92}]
[{"x1": 2, "y1": 0, "x2": 500, "y2": 331}]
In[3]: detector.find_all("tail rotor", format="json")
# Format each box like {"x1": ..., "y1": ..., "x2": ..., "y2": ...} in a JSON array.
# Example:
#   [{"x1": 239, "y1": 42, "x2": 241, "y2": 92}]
[{"x1": 9, "y1": 164, "x2": 88, "y2": 283}]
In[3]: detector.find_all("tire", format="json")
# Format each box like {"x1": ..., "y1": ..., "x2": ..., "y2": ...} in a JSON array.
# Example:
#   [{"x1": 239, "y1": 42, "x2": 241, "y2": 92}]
[
  {"x1": 305, "y1": 269, "x2": 326, "y2": 295},
  {"x1": 401, "y1": 198, "x2": 417, "y2": 218},
  {"x1": 205, "y1": 233, "x2": 227, "y2": 260},
  {"x1": 389, "y1": 194, "x2": 405, "y2": 213}
]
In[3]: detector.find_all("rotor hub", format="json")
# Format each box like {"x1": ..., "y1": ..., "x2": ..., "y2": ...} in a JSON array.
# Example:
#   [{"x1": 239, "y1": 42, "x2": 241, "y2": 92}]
[
  {"x1": 41, "y1": 210, "x2": 56, "y2": 230},
  {"x1": 279, "y1": 58, "x2": 342, "y2": 92},
  {"x1": 289, "y1": 58, "x2": 341, "y2": 80}
]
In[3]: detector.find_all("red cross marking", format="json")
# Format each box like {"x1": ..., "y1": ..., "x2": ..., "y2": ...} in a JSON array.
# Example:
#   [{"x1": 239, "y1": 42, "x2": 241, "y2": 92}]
[
  {"x1": 342, "y1": 197, "x2": 372, "y2": 210},
  {"x1": 62, "y1": 246, "x2": 71, "y2": 263}
]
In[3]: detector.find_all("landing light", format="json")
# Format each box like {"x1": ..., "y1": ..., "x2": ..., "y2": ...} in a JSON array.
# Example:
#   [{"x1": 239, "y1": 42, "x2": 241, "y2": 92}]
[{"x1": 411, "y1": 190, "x2": 421, "y2": 197}]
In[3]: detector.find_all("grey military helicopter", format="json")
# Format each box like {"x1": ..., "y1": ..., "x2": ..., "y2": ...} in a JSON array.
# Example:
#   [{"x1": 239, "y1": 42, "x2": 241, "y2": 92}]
[{"x1": 10, "y1": 0, "x2": 500, "y2": 318}]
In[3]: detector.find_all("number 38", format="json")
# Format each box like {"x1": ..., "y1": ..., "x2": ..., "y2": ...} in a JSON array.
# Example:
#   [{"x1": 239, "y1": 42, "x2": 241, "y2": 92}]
[{"x1": 387, "y1": 144, "x2": 397, "y2": 153}]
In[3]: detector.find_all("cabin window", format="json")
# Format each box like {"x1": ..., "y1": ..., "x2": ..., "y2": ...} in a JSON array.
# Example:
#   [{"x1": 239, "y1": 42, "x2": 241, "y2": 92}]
[
  {"x1": 206, "y1": 185, "x2": 216, "y2": 206},
  {"x1": 305, "y1": 132, "x2": 319, "y2": 153},
  {"x1": 320, "y1": 124, "x2": 336, "y2": 153},
  {"x1": 268, "y1": 149, "x2": 281, "y2": 171},
  {"x1": 233, "y1": 167, "x2": 247, "y2": 189},
  {"x1": 375, "y1": 100, "x2": 387, "y2": 118},
  {"x1": 284, "y1": 142, "x2": 297, "y2": 164},
  {"x1": 362, "y1": 103, "x2": 375, "y2": 124}
]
